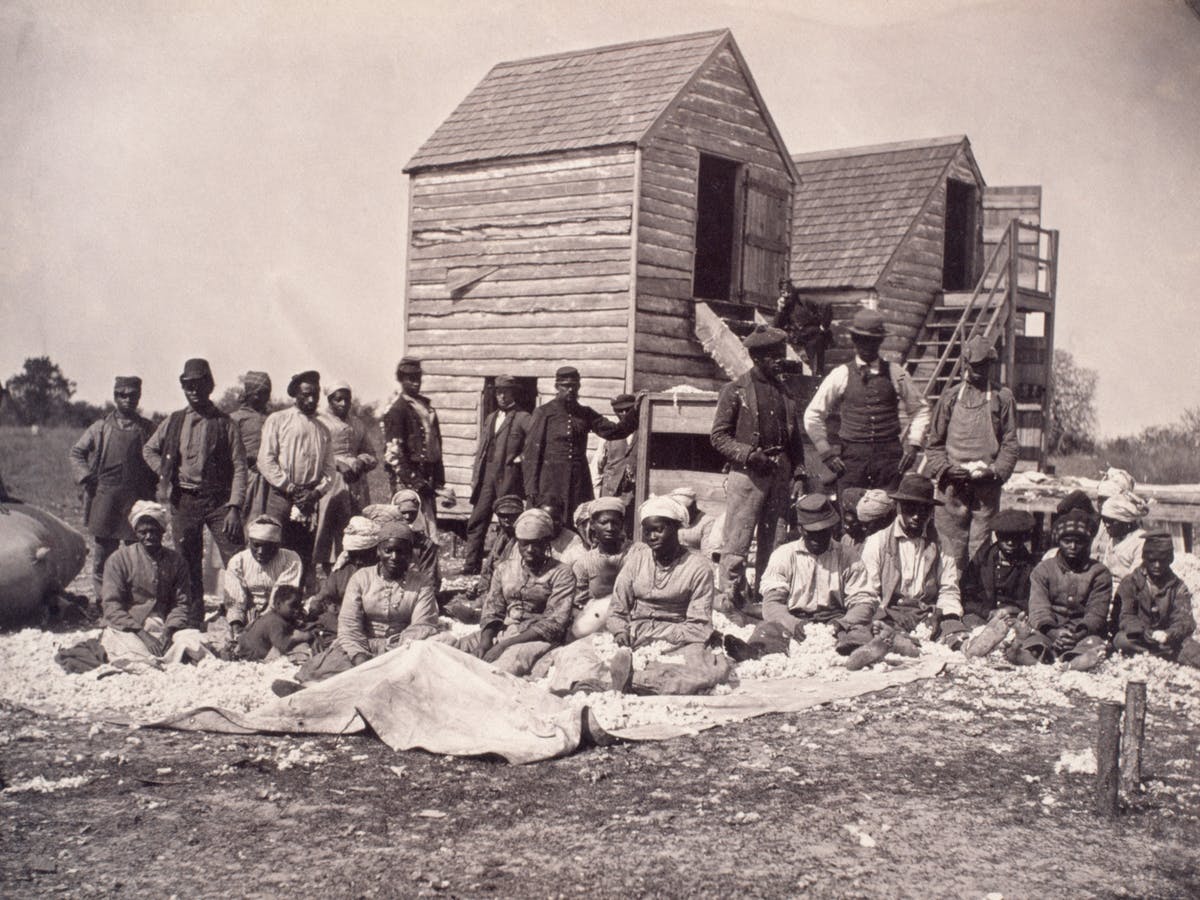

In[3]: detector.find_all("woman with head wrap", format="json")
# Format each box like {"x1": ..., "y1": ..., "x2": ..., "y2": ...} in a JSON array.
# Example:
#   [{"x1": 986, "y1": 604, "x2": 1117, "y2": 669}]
[
  {"x1": 573, "y1": 501, "x2": 594, "y2": 550},
  {"x1": 535, "y1": 494, "x2": 586, "y2": 566},
  {"x1": 295, "y1": 521, "x2": 439, "y2": 684},
  {"x1": 568, "y1": 497, "x2": 631, "y2": 638},
  {"x1": 671, "y1": 487, "x2": 717, "y2": 556},
  {"x1": 308, "y1": 516, "x2": 381, "y2": 635},
  {"x1": 390, "y1": 489, "x2": 441, "y2": 591},
  {"x1": 1097, "y1": 492, "x2": 1149, "y2": 604},
  {"x1": 1112, "y1": 532, "x2": 1200, "y2": 668},
  {"x1": 221, "y1": 514, "x2": 303, "y2": 632},
  {"x1": 451, "y1": 508, "x2": 574, "y2": 676}
]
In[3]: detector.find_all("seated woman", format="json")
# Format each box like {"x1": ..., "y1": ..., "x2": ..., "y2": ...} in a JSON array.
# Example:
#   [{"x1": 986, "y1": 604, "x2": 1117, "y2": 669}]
[
  {"x1": 572, "y1": 501, "x2": 593, "y2": 550},
  {"x1": 451, "y1": 508, "x2": 574, "y2": 676},
  {"x1": 1113, "y1": 532, "x2": 1199, "y2": 668},
  {"x1": 222, "y1": 515, "x2": 303, "y2": 634},
  {"x1": 961, "y1": 509, "x2": 1037, "y2": 627},
  {"x1": 389, "y1": 489, "x2": 441, "y2": 590},
  {"x1": 569, "y1": 497, "x2": 630, "y2": 638},
  {"x1": 536, "y1": 495, "x2": 586, "y2": 566},
  {"x1": 295, "y1": 521, "x2": 439, "y2": 684},
  {"x1": 99, "y1": 501, "x2": 206, "y2": 666},
  {"x1": 307, "y1": 516, "x2": 381, "y2": 635},
  {"x1": 1098, "y1": 491, "x2": 1148, "y2": 600},
  {"x1": 671, "y1": 487, "x2": 716, "y2": 556}
]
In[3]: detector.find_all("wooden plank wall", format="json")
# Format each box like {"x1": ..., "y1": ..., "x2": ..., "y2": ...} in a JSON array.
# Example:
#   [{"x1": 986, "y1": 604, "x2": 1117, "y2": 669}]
[
  {"x1": 633, "y1": 46, "x2": 793, "y2": 393},
  {"x1": 875, "y1": 149, "x2": 981, "y2": 358},
  {"x1": 405, "y1": 146, "x2": 636, "y2": 492}
]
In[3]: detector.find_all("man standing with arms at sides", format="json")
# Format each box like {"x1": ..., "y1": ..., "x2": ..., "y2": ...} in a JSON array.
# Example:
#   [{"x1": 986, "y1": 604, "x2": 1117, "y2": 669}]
[
  {"x1": 143, "y1": 358, "x2": 247, "y2": 626},
  {"x1": 382, "y1": 357, "x2": 444, "y2": 531},
  {"x1": 228, "y1": 371, "x2": 272, "y2": 524},
  {"x1": 463, "y1": 375, "x2": 531, "y2": 576},
  {"x1": 257, "y1": 370, "x2": 335, "y2": 577},
  {"x1": 522, "y1": 366, "x2": 638, "y2": 518},
  {"x1": 68, "y1": 375, "x2": 158, "y2": 608},
  {"x1": 710, "y1": 327, "x2": 807, "y2": 614},
  {"x1": 923, "y1": 335, "x2": 1019, "y2": 568},
  {"x1": 804, "y1": 309, "x2": 930, "y2": 490}
]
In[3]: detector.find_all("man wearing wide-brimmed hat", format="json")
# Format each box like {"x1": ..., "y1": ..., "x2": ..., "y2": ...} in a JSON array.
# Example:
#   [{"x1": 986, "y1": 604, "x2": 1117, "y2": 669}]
[
  {"x1": 846, "y1": 472, "x2": 963, "y2": 639},
  {"x1": 804, "y1": 308, "x2": 930, "y2": 490},
  {"x1": 924, "y1": 334, "x2": 1019, "y2": 569}
]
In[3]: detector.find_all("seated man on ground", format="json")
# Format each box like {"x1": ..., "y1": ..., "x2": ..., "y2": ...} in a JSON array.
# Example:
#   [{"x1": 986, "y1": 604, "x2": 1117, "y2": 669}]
[
  {"x1": 569, "y1": 497, "x2": 630, "y2": 638},
  {"x1": 1018, "y1": 510, "x2": 1113, "y2": 669},
  {"x1": 387, "y1": 489, "x2": 441, "y2": 589},
  {"x1": 451, "y1": 508, "x2": 574, "y2": 676},
  {"x1": 753, "y1": 494, "x2": 869, "y2": 656},
  {"x1": 1042, "y1": 489, "x2": 1099, "y2": 560},
  {"x1": 307, "y1": 516, "x2": 381, "y2": 635},
  {"x1": 1113, "y1": 532, "x2": 1199, "y2": 668},
  {"x1": 961, "y1": 509, "x2": 1037, "y2": 627},
  {"x1": 537, "y1": 494, "x2": 586, "y2": 566},
  {"x1": 846, "y1": 473, "x2": 964, "y2": 651},
  {"x1": 672, "y1": 486, "x2": 716, "y2": 556},
  {"x1": 295, "y1": 521, "x2": 439, "y2": 684},
  {"x1": 99, "y1": 500, "x2": 206, "y2": 665},
  {"x1": 236, "y1": 584, "x2": 314, "y2": 661},
  {"x1": 222, "y1": 514, "x2": 303, "y2": 635}
]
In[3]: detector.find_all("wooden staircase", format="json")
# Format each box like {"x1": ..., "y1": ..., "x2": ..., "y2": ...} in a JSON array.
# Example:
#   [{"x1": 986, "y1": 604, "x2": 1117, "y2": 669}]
[{"x1": 906, "y1": 219, "x2": 1060, "y2": 465}]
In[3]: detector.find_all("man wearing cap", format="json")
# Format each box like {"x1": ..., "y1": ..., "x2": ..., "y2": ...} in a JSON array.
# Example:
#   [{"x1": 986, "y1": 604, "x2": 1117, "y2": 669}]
[
  {"x1": 69, "y1": 375, "x2": 158, "y2": 605},
  {"x1": 1112, "y1": 533, "x2": 1199, "y2": 668},
  {"x1": 710, "y1": 326, "x2": 807, "y2": 612},
  {"x1": 961, "y1": 509, "x2": 1037, "y2": 627},
  {"x1": 923, "y1": 334, "x2": 1019, "y2": 569},
  {"x1": 257, "y1": 371, "x2": 336, "y2": 572},
  {"x1": 522, "y1": 366, "x2": 638, "y2": 516},
  {"x1": 382, "y1": 357, "x2": 444, "y2": 526},
  {"x1": 758, "y1": 494, "x2": 870, "y2": 643},
  {"x1": 846, "y1": 472, "x2": 963, "y2": 639},
  {"x1": 143, "y1": 359, "x2": 248, "y2": 624},
  {"x1": 228, "y1": 371, "x2": 273, "y2": 522},
  {"x1": 804, "y1": 308, "x2": 930, "y2": 490},
  {"x1": 463, "y1": 375, "x2": 532, "y2": 576},
  {"x1": 591, "y1": 393, "x2": 639, "y2": 525}
]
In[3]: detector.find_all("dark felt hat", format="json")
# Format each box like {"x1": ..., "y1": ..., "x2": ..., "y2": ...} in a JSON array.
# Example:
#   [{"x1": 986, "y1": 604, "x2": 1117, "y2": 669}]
[
  {"x1": 963, "y1": 334, "x2": 998, "y2": 364},
  {"x1": 1056, "y1": 489, "x2": 1096, "y2": 517},
  {"x1": 113, "y1": 376, "x2": 142, "y2": 391},
  {"x1": 287, "y1": 370, "x2": 320, "y2": 397},
  {"x1": 395, "y1": 357, "x2": 422, "y2": 376},
  {"x1": 888, "y1": 473, "x2": 942, "y2": 506},
  {"x1": 742, "y1": 326, "x2": 787, "y2": 353},
  {"x1": 611, "y1": 393, "x2": 637, "y2": 412},
  {"x1": 1142, "y1": 531, "x2": 1175, "y2": 557},
  {"x1": 795, "y1": 493, "x2": 840, "y2": 531},
  {"x1": 495, "y1": 375, "x2": 519, "y2": 389},
  {"x1": 847, "y1": 309, "x2": 887, "y2": 339},
  {"x1": 179, "y1": 358, "x2": 213, "y2": 382},
  {"x1": 555, "y1": 366, "x2": 581, "y2": 381},
  {"x1": 992, "y1": 509, "x2": 1036, "y2": 534},
  {"x1": 494, "y1": 495, "x2": 525, "y2": 515}
]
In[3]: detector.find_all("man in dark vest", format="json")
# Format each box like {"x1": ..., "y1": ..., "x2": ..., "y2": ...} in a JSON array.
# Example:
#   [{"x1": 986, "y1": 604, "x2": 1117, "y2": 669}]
[
  {"x1": 924, "y1": 334, "x2": 1020, "y2": 569},
  {"x1": 593, "y1": 393, "x2": 638, "y2": 527},
  {"x1": 710, "y1": 327, "x2": 807, "y2": 613},
  {"x1": 381, "y1": 357, "x2": 444, "y2": 528},
  {"x1": 143, "y1": 358, "x2": 247, "y2": 625},
  {"x1": 522, "y1": 366, "x2": 638, "y2": 516},
  {"x1": 463, "y1": 375, "x2": 531, "y2": 575},
  {"x1": 804, "y1": 309, "x2": 931, "y2": 490},
  {"x1": 68, "y1": 375, "x2": 158, "y2": 606}
]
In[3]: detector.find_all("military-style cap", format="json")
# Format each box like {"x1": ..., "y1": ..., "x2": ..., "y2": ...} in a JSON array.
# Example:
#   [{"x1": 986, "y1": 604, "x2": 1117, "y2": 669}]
[
  {"x1": 1142, "y1": 531, "x2": 1174, "y2": 558},
  {"x1": 611, "y1": 393, "x2": 636, "y2": 412},
  {"x1": 113, "y1": 376, "x2": 142, "y2": 391},
  {"x1": 795, "y1": 493, "x2": 840, "y2": 532},
  {"x1": 555, "y1": 366, "x2": 580, "y2": 381},
  {"x1": 396, "y1": 357, "x2": 422, "y2": 376},
  {"x1": 179, "y1": 358, "x2": 213, "y2": 382},
  {"x1": 742, "y1": 326, "x2": 787, "y2": 353},
  {"x1": 963, "y1": 334, "x2": 998, "y2": 364},
  {"x1": 287, "y1": 370, "x2": 320, "y2": 397},
  {"x1": 992, "y1": 509, "x2": 1035, "y2": 535},
  {"x1": 847, "y1": 309, "x2": 887, "y2": 339}
]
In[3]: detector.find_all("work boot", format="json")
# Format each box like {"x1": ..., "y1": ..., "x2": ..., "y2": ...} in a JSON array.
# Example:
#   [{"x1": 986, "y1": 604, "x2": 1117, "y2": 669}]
[{"x1": 890, "y1": 632, "x2": 921, "y2": 658}]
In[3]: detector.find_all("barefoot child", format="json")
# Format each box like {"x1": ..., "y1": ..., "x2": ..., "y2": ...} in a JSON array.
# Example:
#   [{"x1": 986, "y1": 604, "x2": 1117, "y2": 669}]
[
  {"x1": 1112, "y1": 532, "x2": 1199, "y2": 668},
  {"x1": 236, "y1": 584, "x2": 314, "y2": 661}
]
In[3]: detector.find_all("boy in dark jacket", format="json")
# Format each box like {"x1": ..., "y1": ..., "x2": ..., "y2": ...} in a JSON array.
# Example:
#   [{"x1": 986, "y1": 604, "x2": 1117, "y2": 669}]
[
  {"x1": 961, "y1": 509, "x2": 1037, "y2": 627},
  {"x1": 1112, "y1": 533, "x2": 1199, "y2": 668}
]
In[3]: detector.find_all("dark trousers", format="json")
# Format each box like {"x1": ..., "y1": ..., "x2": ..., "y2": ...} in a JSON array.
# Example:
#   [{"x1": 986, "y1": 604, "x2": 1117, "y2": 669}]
[
  {"x1": 171, "y1": 491, "x2": 243, "y2": 626},
  {"x1": 91, "y1": 537, "x2": 122, "y2": 604},
  {"x1": 935, "y1": 477, "x2": 1003, "y2": 571},
  {"x1": 464, "y1": 479, "x2": 499, "y2": 572},
  {"x1": 840, "y1": 440, "x2": 903, "y2": 490}
]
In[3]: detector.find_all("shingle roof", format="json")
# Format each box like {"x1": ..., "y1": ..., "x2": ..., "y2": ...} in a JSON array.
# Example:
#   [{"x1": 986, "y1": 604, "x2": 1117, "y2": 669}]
[
  {"x1": 790, "y1": 136, "x2": 973, "y2": 290},
  {"x1": 404, "y1": 30, "x2": 730, "y2": 172}
]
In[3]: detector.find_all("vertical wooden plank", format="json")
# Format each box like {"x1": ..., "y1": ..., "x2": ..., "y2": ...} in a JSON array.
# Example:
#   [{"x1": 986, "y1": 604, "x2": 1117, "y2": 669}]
[
  {"x1": 401, "y1": 174, "x2": 416, "y2": 358},
  {"x1": 626, "y1": 147, "x2": 643, "y2": 391},
  {"x1": 633, "y1": 395, "x2": 653, "y2": 515},
  {"x1": 1120, "y1": 680, "x2": 1147, "y2": 800},
  {"x1": 1096, "y1": 701, "x2": 1122, "y2": 819}
]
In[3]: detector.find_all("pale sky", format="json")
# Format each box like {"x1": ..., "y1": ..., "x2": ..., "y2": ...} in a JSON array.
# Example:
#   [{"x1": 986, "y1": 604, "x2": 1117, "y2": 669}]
[{"x1": 2, "y1": 0, "x2": 1198, "y2": 435}]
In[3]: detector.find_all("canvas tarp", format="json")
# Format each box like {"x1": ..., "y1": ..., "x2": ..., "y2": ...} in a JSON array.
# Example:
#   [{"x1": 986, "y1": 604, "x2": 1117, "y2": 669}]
[{"x1": 153, "y1": 641, "x2": 945, "y2": 764}]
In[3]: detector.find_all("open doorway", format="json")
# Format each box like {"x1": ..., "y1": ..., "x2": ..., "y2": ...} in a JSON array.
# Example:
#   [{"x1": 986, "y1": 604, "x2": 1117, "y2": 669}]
[
  {"x1": 943, "y1": 179, "x2": 978, "y2": 291},
  {"x1": 479, "y1": 376, "x2": 538, "y2": 434},
  {"x1": 693, "y1": 153, "x2": 741, "y2": 301}
]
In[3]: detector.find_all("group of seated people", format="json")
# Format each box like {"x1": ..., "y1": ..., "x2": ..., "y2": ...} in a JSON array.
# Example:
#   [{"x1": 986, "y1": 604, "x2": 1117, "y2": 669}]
[{"x1": 91, "y1": 464, "x2": 1198, "y2": 692}]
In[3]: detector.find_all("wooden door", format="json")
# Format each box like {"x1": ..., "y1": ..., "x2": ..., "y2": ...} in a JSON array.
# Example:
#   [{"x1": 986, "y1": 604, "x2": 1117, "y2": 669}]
[{"x1": 738, "y1": 172, "x2": 791, "y2": 314}]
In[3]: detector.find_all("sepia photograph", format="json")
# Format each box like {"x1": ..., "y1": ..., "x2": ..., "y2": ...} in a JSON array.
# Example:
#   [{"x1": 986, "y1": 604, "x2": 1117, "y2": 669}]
[{"x1": 2, "y1": 1, "x2": 1199, "y2": 896}]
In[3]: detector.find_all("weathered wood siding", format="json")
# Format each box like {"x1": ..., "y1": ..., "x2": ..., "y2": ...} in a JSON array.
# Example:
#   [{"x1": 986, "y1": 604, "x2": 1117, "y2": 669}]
[
  {"x1": 405, "y1": 146, "x2": 636, "y2": 491},
  {"x1": 792, "y1": 289, "x2": 877, "y2": 372},
  {"x1": 633, "y1": 46, "x2": 793, "y2": 392},
  {"x1": 875, "y1": 151, "x2": 982, "y2": 358}
]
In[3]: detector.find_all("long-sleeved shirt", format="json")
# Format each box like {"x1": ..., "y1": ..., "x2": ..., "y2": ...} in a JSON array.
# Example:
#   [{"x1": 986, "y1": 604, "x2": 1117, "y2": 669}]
[
  {"x1": 257, "y1": 406, "x2": 335, "y2": 496},
  {"x1": 229, "y1": 406, "x2": 267, "y2": 466},
  {"x1": 222, "y1": 547, "x2": 304, "y2": 624},
  {"x1": 319, "y1": 411, "x2": 377, "y2": 507},
  {"x1": 758, "y1": 538, "x2": 867, "y2": 627},
  {"x1": 1027, "y1": 554, "x2": 1112, "y2": 635},
  {"x1": 961, "y1": 540, "x2": 1034, "y2": 619},
  {"x1": 143, "y1": 408, "x2": 247, "y2": 508},
  {"x1": 480, "y1": 552, "x2": 574, "y2": 644},
  {"x1": 100, "y1": 543, "x2": 191, "y2": 632},
  {"x1": 571, "y1": 543, "x2": 629, "y2": 608},
  {"x1": 803, "y1": 356, "x2": 931, "y2": 455},
  {"x1": 1099, "y1": 528, "x2": 1146, "y2": 596},
  {"x1": 923, "y1": 381, "x2": 1020, "y2": 483},
  {"x1": 609, "y1": 542, "x2": 714, "y2": 648},
  {"x1": 847, "y1": 518, "x2": 962, "y2": 617},
  {"x1": 335, "y1": 564, "x2": 439, "y2": 659},
  {"x1": 1115, "y1": 567, "x2": 1195, "y2": 645}
]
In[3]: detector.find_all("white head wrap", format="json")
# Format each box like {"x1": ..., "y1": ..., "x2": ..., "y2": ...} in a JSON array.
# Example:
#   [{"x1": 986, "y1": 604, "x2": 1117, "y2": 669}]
[
  {"x1": 1097, "y1": 468, "x2": 1135, "y2": 499},
  {"x1": 324, "y1": 379, "x2": 351, "y2": 397},
  {"x1": 246, "y1": 515, "x2": 283, "y2": 543},
  {"x1": 855, "y1": 489, "x2": 895, "y2": 523},
  {"x1": 638, "y1": 495, "x2": 688, "y2": 525},
  {"x1": 1101, "y1": 492, "x2": 1149, "y2": 523},
  {"x1": 342, "y1": 516, "x2": 381, "y2": 551},
  {"x1": 128, "y1": 500, "x2": 169, "y2": 531}
]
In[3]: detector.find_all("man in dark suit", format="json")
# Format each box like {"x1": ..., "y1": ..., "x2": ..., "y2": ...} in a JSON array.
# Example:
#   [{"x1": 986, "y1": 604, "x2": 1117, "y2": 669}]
[
  {"x1": 463, "y1": 375, "x2": 531, "y2": 575},
  {"x1": 710, "y1": 328, "x2": 807, "y2": 613},
  {"x1": 381, "y1": 357, "x2": 444, "y2": 528}
]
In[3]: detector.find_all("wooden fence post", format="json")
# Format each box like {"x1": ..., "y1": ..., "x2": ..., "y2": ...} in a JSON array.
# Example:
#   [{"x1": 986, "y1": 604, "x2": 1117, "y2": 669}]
[
  {"x1": 1120, "y1": 681, "x2": 1148, "y2": 798},
  {"x1": 1096, "y1": 700, "x2": 1122, "y2": 818}
]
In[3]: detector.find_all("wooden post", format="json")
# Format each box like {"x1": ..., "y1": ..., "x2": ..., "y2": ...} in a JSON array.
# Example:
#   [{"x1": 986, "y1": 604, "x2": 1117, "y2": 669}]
[
  {"x1": 1096, "y1": 701, "x2": 1122, "y2": 818},
  {"x1": 1120, "y1": 681, "x2": 1148, "y2": 798}
]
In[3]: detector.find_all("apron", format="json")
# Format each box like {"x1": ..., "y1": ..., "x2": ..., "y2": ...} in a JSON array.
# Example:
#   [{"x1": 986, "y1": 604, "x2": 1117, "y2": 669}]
[
  {"x1": 946, "y1": 384, "x2": 1000, "y2": 465},
  {"x1": 87, "y1": 421, "x2": 154, "y2": 541}
]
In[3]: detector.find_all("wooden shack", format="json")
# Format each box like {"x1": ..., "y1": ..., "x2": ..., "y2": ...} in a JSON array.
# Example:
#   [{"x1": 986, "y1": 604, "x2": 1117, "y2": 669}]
[
  {"x1": 788, "y1": 136, "x2": 1058, "y2": 466},
  {"x1": 402, "y1": 29, "x2": 797, "y2": 498}
]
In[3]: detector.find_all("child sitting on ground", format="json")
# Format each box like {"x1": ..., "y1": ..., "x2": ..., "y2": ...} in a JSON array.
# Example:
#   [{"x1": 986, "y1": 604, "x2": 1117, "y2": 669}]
[
  {"x1": 1112, "y1": 532, "x2": 1200, "y2": 668},
  {"x1": 961, "y1": 509, "x2": 1037, "y2": 627},
  {"x1": 236, "y1": 585, "x2": 314, "y2": 662}
]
